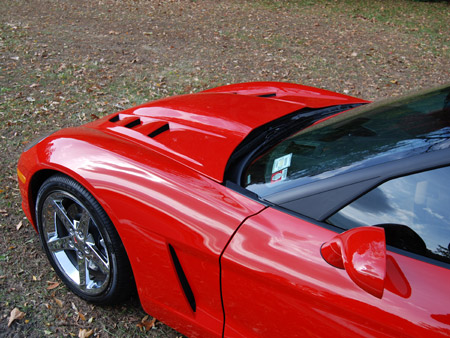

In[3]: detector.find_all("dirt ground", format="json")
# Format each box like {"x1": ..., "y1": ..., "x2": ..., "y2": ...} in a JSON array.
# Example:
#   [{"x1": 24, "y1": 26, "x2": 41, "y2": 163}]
[{"x1": 0, "y1": 0, "x2": 449, "y2": 337}]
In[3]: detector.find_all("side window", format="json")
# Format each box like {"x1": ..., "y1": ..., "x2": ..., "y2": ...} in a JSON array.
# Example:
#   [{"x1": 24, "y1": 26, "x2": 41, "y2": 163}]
[{"x1": 327, "y1": 166, "x2": 450, "y2": 264}]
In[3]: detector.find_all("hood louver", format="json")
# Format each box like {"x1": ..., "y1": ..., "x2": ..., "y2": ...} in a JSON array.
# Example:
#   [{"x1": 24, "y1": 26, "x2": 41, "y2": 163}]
[
  {"x1": 109, "y1": 114, "x2": 170, "y2": 139},
  {"x1": 124, "y1": 118, "x2": 141, "y2": 129},
  {"x1": 258, "y1": 93, "x2": 277, "y2": 98},
  {"x1": 148, "y1": 123, "x2": 169, "y2": 138}
]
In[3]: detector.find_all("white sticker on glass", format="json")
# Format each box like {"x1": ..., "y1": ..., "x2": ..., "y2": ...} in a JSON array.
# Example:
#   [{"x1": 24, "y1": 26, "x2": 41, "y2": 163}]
[{"x1": 272, "y1": 153, "x2": 292, "y2": 173}]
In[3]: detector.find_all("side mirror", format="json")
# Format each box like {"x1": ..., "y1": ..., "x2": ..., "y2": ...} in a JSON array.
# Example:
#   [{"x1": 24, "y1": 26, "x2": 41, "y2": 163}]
[{"x1": 321, "y1": 226, "x2": 386, "y2": 298}]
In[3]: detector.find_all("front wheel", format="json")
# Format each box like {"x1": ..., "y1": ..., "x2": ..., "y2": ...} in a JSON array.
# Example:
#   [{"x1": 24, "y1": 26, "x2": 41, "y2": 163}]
[{"x1": 36, "y1": 174, "x2": 133, "y2": 304}]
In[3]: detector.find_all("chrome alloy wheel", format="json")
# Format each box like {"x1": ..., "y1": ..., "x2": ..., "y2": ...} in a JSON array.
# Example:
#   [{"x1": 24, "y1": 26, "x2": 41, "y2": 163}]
[{"x1": 40, "y1": 191, "x2": 110, "y2": 295}]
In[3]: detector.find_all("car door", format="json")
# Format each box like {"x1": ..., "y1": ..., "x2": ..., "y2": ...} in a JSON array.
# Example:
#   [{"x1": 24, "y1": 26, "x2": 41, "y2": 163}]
[{"x1": 221, "y1": 166, "x2": 450, "y2": 337}]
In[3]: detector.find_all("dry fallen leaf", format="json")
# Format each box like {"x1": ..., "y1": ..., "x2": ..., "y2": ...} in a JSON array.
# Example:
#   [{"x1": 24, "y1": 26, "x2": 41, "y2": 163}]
[
  {"x1": 16, "y1": 221, "x2": 23, "y2": 231},
  {"x1": 7, "y1": 307, "x2": 26, "y2": 327},
  {"x1": 78, "y1": 312, "x2": 86, "y2": 321},
  {"x1": 53, "y1": 297, "x2": 63, "y2": 308},
  {"x1": 78, "y1": 328, "x2": 94, "y2": 338},
  {"x1": 137, "y1": 315, "x2": 157, "y2": 331},
  {"x1": 46, "y1": 281, "x2": 60, "y2": 290}
]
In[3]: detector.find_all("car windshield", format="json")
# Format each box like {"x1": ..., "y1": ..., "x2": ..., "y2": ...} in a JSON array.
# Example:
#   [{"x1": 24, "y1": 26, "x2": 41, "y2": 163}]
[{"x1": 243, "y1": 84, "x2": 450, "y2": 197}]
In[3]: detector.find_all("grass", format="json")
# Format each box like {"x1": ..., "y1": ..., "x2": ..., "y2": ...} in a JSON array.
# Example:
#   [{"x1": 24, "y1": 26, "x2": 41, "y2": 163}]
[{"x1": 255, "y1": 0, "x2": 449, "y2": 56}]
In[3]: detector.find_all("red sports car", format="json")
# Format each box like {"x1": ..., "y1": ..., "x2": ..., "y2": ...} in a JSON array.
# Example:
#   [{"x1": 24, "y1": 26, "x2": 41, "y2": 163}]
[{"x1": 17, "y1": 82, "x2": 450, "y2": 337}]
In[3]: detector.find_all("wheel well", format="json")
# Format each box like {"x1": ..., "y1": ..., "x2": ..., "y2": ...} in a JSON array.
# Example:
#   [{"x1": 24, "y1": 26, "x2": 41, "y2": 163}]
[{"x1": 28, "y1": 169, "x2": 62, "y2": 227}]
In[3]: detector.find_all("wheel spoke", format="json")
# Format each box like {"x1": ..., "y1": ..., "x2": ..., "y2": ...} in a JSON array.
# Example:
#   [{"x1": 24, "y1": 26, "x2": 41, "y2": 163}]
[
  {"x1": 87, "y1": 246, "x2": 110, "y2": 275},
  {"x1": 49, "y1": 199, "x2": 74, "y2": 232},
  {"x1": 47, "y1": 236, "x2": 74, "y2": 252},
  {"x1": 77, "y1": 256, "x2": 87, "y2": 291},
  {"x1": 76, "y1": 209, "x2": 91, "y2": 238}
]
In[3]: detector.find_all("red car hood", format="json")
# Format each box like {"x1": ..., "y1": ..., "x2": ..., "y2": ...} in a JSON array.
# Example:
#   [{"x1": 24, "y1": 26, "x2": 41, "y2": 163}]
[{"x1": 85, "y1": 82, "x2": 368, "y2": 182}]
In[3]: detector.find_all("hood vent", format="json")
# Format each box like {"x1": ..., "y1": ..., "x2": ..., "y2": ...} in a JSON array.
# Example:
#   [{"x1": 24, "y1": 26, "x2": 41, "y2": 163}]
[
  {"x1": 148, "y1": 123, "x2": 169, "y2": 138},
  {"x1": 258, "y1": 93, "x2": 277, "y2": 98},
  {"x1": 109, "y1": 115, "x2": 120, "y2": 122},
  {"x1": 125, "y1": 118, "x2": 141, "y2": 129},
  {"x1": 108, "y1": 114, "x2": 170, "y2": 139}
]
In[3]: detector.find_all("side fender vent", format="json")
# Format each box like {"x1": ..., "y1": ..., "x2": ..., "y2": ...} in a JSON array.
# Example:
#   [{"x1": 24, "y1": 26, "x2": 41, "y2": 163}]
[
  {"x1": 148, "y1": 123, "x2": 170, "y2": 138},
  {"x1": 168, "y1": 244, "x2": 196, "y2": 312}
]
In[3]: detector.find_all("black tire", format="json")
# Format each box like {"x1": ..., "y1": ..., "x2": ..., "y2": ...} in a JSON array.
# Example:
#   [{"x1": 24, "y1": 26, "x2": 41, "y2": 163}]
[{"x1": 36, "y1": 174, "x2": 133, "y2": 304}]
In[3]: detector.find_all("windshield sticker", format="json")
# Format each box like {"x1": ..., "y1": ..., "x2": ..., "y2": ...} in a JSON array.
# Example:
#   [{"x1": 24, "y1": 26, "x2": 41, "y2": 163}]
[
  {"x1": 271, "y1": 168, "x2": 288, "y2": 183},
  {"x1": 272, "y1": 153, "x2": 292, "y2": 173}
]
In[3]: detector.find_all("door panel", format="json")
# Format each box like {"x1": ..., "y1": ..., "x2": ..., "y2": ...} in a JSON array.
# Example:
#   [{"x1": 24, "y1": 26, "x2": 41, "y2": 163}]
[{"x1": 221, "y1": 207, "x2": 450, "y2": 337}]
